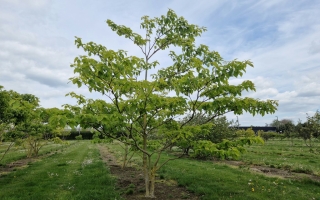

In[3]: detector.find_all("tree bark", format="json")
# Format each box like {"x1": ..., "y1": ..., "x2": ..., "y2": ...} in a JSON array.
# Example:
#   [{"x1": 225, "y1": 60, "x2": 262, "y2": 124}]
[{"x1": 149, "y1": 167, "x2": 156, "y2": 198}]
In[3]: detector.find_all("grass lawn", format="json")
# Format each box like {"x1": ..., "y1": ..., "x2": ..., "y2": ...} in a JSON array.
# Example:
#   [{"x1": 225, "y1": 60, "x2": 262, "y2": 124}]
[
  {"x1": 0, "y1": 141, "x2": 76, "y2": 165},
  {"x1": 241, "y1": 139, "x2": 320, "y2": 176},
  {"x1": 0, "y1": 141, "x2": 120, "y2": 200}
]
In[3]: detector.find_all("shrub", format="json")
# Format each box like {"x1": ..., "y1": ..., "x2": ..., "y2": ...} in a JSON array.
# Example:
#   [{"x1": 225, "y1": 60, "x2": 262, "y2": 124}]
[
  {"x1": 75, "y1": 135, "x2": 83, "y2": 140},
  {"x1": 258, "y1": 131, "x2": 277, "y2": 141}
]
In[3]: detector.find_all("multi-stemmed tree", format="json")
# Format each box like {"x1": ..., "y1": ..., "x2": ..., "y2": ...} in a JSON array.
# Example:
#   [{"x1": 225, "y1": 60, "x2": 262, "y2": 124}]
[{"x1": 68, "y1": 10, "x2": 278, "y2": 197}]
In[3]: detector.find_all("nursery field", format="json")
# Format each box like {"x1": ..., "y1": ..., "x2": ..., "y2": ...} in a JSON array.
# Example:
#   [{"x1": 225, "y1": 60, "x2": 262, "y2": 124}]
[
  {"x1": 106, "y1": 139, "x2": 320, "y2": 200},
  {"x1": 0, "y1": 140, "x2": 319, "y2": 200}
]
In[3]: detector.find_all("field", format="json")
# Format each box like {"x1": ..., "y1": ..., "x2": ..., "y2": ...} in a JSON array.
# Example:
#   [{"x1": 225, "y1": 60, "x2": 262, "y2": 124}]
[{"x1": 0, "y1": 139, "x2": 319, "y2": 200}]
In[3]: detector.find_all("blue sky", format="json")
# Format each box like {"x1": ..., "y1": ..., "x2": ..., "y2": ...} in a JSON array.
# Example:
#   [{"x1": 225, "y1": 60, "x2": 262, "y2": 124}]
[{"x1": 1, "y1": 0, "x2": 320, "y2": 126}]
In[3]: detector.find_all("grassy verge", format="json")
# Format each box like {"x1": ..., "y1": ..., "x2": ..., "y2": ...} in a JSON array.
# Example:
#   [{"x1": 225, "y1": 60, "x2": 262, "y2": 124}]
[
  {"x1": 0, "y1": 141, "x2": 120, "y2": 200},
  {"x1": 0, "y1": 141, "x2": 77, "y2": 165},
  {"x1": 241, "y1": 139, "x2": 320, "y2": 175},
  {"x1": 106, "y1": 142, "x2": 320, "y2": 200}
]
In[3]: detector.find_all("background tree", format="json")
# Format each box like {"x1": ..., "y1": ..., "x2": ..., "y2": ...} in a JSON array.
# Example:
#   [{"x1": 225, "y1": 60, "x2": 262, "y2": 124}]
[
  {"x1": 67, "y1": 10, "x2": 278, "y2": 197},
  {"x1": 0, "y1": 86, "x2": 10, "y2": 142},
  {"x1": 269, "y1": 118, "x2": 294, "y2": 132},
  {"x1": 176, "y1": 114, "x2": 263, "y2": 159},
  {"x1": 0, "y1": 88, "x2": 42, "y2": 160},
  {"x1": 0, "y1": 87, "x2": 67, "y2": 160},
  {"x1": 297, "y1": 112, "x2": 320, "y2": 147},
  {"x1": 0, "y1": 86, "x2": 16, "y2": 162},
  {"x1": 282, "y1": 120, "x2": 297, "y2": 145}
]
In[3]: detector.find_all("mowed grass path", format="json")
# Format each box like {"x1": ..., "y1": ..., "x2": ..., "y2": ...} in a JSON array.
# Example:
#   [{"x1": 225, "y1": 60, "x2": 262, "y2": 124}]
[
  {"x1": 0, "y1": 141, "x2": 120, "y2": 200},
  {"x1": 107, "y1": 143, "x2": 320, "y2": 200}
]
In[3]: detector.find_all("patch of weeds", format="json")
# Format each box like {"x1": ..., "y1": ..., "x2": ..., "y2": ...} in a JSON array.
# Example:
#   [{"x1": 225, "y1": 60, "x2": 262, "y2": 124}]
[
  {"x1": 138, "y1": 188, "x2": 145, "y2": 193},
  {"x1": 125, "y1": 188, "x2": 134, "y2": 195},
  {"x1": 122, "y1": 183, "x2": 136, "y2": 195},
  {"x1": 0, "y1": 174, "x2": 7, "y2": 178},
  {"x1": 292, "y1": 167, "x2": 313, "y2": 174},
  {"x1": 181, "y1": 192, "x2": 190, "y2": 199},
  {"x1": 24, "y1": 181, "x2": 36, "y2": 187},
  {"x1": 283, "y1": 165, "x2": 292, "y2": 170},
  {"x1": 270, "y1": 164, "x2": 275, "y2": 168},
  {"x1": 57, "y1": 163, "x2": 67, "y2": 167},
  {"x1": 128, "y1": 183, "x2": 135, "y2": 189},
  {"x1": 177, "y1": 182, "x2": 184, "y2": 187}
]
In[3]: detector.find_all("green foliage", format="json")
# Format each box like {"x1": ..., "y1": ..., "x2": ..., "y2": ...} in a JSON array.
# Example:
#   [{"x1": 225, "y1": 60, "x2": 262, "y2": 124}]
[
  {"x1": 192, "y1": 137, "x2": 264, "y2": 160},
  {"x1": 181, "y1": 115, "x2": 237, "y2": 143},
  {"x1": 65, "y1": 130, "x2": 94, "y2": 140},
  {"x1": 258, "y1": 131, "x2": 277, "y2": 141},
  {"x1": 51, "y1": 137, "x2": 69, "y2": 145},
  {"x1": 75, "y1": 135, "x2": 83, "y2": 140},
  {"x1": 235, "y1": 128, "x2": 255, "y2": 138},
  {"x1": 295, "y1": 111, "x2": 320, "y2": 146},
  {"x1": 91, "y1": 133, "x2": 112, "y2": 143}
]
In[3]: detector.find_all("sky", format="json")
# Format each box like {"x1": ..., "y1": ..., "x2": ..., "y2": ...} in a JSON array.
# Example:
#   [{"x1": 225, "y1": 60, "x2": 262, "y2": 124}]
[{"x1": 1, "y1": 0, "x2": 320, "y2": 126}]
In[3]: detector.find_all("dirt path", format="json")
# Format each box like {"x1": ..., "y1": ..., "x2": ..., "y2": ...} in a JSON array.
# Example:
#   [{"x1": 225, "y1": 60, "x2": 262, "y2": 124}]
[
  {"x1": 98, "y1": 145, "x2": 200, "y2": 200},
  {"x1": 0, "y1": 157, "x2": 36, "y2": 175}
]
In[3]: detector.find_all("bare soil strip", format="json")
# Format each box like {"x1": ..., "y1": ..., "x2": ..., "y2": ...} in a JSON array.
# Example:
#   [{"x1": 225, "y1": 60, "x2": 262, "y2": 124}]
[{"x1": 98, "y1": 145, "x2": 200, "y2": 200}]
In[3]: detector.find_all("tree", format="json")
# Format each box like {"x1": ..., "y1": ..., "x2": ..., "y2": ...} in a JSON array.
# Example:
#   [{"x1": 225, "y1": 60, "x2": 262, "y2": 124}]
[
  {"x1": 68, "y1": 10, "x2": 278, "y2": 197},
  {"x1": 269, "y1": 118, "x2": 294, "y2": 132},
  {"x1": 297, "y1": 111, "x2": 320, "y2": 146},
  {"x1": 176, "y1": 114, "x2": 263, "y2": 159},
  {"x1": 0, "y1": 86, "x2": 10, "y2": 142},
  {"x1": 0, "y1": 87, "x2": 67, "y2": 160}
]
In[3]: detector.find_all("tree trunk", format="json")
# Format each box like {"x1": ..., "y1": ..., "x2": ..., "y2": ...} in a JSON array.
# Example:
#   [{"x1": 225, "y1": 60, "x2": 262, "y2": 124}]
[
  {"x1": 0, "y1": 141, "x2": 14, "y2": 162},
  {"x1": 122, "y1": 144, "x2": 128, "y2": 168},
  {"x1": 149, "y1": 167, "x2": 156, "y2": 198},
  {"x1": 144, "y1": 163, "x2": 157, "y2": 198},
  {"x1": 143, "y1": 133, "x2": 150, "y2": 197}
]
